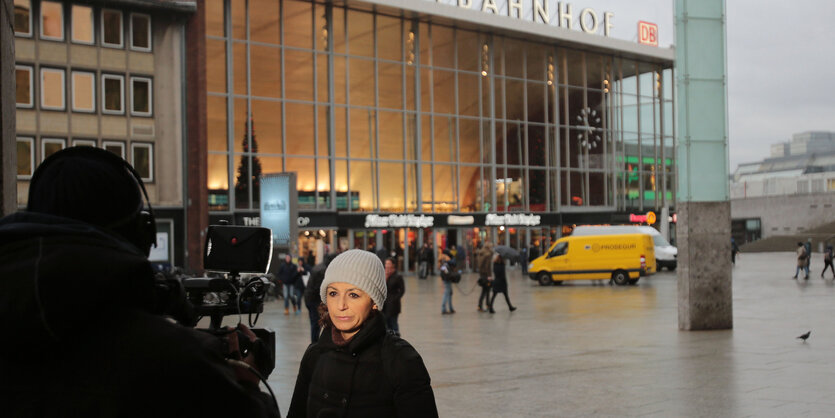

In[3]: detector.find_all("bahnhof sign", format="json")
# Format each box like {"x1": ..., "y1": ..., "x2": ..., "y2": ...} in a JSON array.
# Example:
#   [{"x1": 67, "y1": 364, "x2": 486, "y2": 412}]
[{"x1": 203, "y1": 0, "x2": 675, "y2": 271}]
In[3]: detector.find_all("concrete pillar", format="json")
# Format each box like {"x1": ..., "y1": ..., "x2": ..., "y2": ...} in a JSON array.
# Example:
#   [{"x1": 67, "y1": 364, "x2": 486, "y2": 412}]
[
  {"x1": 1, "y1": 0, "x2": 16, "y2": 216},
  {"x1": 185, "y1": 1, "x2": 208, "y2": 273},
  {"x1": 675, "y1": 0, "x2": 732, "y2": 330}
]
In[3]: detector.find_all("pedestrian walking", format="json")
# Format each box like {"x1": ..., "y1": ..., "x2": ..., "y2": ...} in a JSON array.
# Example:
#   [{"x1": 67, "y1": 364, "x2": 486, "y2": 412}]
[
  {"x1": 731, "y1": 238, "x2": 740, "y2": 265},
  {"x1": 382, "y1": 258, "x2": 405, "y2": 336},
  {"x1": 794, "y1": 242, "x2": 809, "y2": 280},
  {"x1": 489, "y1": 254, "x2": 517, "y2": 313},
  {"x1": 822, "y1": 245, "x2": 834, "y2": 278},
  {"x1": 278, "y1": 254, "x2": 301, "y2": 315},
  {"x1": 805, "y1": 238, "x2": 813, "y2": 274},
  {"x1": 520, "y1": 246, "x2": 529, "y2": 275},
  {"x1": 294, "y1": 258, "x2": 310, "y2": 315},
  {"x1": 476, "y1": 242, "x2": 494, "y2": 312},
  {"x1": 287, "y1": 250, "x2": 438, "y2": 418},
  {"x1": 303, "y1": 253, "x2": 338, "y2": 343},
  {"x1": 439, "y1": 254, "x2": 456, "y2": 314}
]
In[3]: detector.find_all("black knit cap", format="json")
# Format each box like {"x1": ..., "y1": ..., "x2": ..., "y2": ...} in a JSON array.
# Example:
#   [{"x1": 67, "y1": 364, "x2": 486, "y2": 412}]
[{"x1": 27, "y1": 146, "x2": 143, "y2": 235}]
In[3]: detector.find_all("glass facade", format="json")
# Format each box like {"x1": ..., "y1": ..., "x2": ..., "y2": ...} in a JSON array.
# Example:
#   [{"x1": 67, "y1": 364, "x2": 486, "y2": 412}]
[{"x1": 205, "y1": 0, "x2": 674, "y2": 216}]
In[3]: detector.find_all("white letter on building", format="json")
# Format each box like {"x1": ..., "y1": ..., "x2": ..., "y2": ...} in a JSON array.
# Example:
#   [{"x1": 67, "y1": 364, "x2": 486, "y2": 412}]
[
  {"x1": 604, "y1": 12, "x2": 614, "y2": 37},
  {"x1": 533, "y1": 0, "x2": 550, "y2": 24},
  {"x1": 558, "y1": 2, "x2": 572, "y2": 29},
  {"x1": 579, "y1": 8, "x2": 598, "y2": 34},
  {"x1": 482, "y1": 0, "x2": 499, "y2": 14},
  {"x1": 458, "y1": 0, "x2": 472, "y2": 8},
  {"x1": 508, "y1": 0, "x2": 523, "y2": 19}
]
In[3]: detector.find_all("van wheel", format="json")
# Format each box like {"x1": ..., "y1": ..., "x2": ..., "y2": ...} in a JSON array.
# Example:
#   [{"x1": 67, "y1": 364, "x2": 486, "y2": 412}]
[
  {"x1": 537, "y1": 272, "x2": 552, "y2": 286},
  {"x1": 612, "y1": 270, "x2": 630, "y2": 286}
]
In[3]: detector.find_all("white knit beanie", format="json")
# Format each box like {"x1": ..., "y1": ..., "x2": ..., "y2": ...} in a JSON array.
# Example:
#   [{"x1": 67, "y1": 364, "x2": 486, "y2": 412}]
[{"x1": 320, "y1": 249, "x2": 387, "y2": 309}]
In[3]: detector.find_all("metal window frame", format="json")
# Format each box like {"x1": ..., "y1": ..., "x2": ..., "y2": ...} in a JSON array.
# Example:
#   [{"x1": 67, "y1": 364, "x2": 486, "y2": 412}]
[
  {"x1": 101, "y1": 73, "x2": 125, "y2": 115},
  {"x1": 131, "y1": 142, "x2": 155, "y2": 182},
  {"x1": 40, "y1": 66, "x2": 66, "y2": 111},
  {"x1": 15, "y1": 64, "x2": 34, "y2": 108},
  {"x1": 16, "y1": 136, "x2": 35, "y2": 179},
  {"x1": 39, "y1": 0, "x2": 64, "y2": 41},
  {"x1": 71, "y1": 70, "x2": 96, "y2": 113}
]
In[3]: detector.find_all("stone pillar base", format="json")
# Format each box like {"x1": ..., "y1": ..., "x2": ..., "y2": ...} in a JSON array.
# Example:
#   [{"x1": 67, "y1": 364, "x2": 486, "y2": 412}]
[{"x1": 677, "y1": 201, "x2": 733, "y2": 330}]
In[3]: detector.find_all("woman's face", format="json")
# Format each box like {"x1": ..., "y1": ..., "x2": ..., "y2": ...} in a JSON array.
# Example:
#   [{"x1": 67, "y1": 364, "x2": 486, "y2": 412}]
[{"x1": 325, "y1": 282, "x2": 377, "y2": 340}]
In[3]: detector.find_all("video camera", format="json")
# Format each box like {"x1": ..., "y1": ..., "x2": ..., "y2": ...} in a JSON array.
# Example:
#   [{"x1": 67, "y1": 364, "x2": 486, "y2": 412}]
[{"x1": 180, "y1": 224, "x2": 276, "y2": 374}]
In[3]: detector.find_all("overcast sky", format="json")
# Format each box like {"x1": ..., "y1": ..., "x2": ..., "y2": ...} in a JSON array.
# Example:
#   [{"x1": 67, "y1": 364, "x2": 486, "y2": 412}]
[{"x1": 564, "y1": 0, "x2": 835, "y2": 172}]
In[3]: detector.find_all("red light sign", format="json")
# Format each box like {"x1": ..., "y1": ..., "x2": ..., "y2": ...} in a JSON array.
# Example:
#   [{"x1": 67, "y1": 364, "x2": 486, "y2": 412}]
[
  {"x1": 638, "y1": 21, "x2": 658, "y2": 47},
  {"x1": 629, "y1": 211, "x2": 657, "y2": 225}
]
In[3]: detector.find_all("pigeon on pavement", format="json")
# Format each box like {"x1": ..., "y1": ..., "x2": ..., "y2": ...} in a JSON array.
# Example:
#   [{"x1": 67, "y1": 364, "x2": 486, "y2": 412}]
[{"x1": 797, "y1": 331, "x2": 811, "y2": 342}]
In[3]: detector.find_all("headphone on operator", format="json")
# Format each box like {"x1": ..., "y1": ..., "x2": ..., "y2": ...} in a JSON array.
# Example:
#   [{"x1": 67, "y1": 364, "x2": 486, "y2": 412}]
[{"x1": 28, "y1": 146, "x2": 157, "y2": 256}]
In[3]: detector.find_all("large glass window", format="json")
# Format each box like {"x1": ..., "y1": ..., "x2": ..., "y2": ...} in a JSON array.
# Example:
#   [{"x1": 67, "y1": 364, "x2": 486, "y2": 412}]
[
  {"x1": 130, "y1": 13, "x2": 152, "y2": 51},
  {"x1": 130, "y1": 77, "x2": 152, "y2": 116},
  {"x1": 102, "y1": 74, "x2": 124, "y2": 114},
  {"x1": 71, "y1": 5, "x2": 93, "y2": 44},
  {"x1": 72, "y1": 71, "x2": 95, "y2": 112},
  {"x1": 40, "y1": 1, "x2": 63, "y2": 40},
  {"x1": 15, "y1": 65, "x2": 33, "y2": 108},
  {"x1": 40, "y1": 68, "x2": 65, "y2": 110},
  {"x1": 17, "y1": 137, "x2": 34, "y2": 178},
  {"x1": 14, "y1": 0, "x2": 31, "y2": 36},
  {"x1": 102, "y1": 9, "x2": 123, "y2": 48}
]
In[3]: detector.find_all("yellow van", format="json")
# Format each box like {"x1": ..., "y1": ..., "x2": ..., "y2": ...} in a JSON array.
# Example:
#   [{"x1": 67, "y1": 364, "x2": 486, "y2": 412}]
[{"x1": 528, "y1": 233, "x2": 656, "y2": 286}]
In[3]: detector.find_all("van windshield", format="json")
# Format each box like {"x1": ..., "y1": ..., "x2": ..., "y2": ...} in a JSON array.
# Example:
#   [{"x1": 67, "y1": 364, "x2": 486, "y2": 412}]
[
  {"x1": 652, "y1": 234, "x2": 671, "y2": 246},
  {"x1": 549, "y1": 242, "x2": 568, "y2": 257}
]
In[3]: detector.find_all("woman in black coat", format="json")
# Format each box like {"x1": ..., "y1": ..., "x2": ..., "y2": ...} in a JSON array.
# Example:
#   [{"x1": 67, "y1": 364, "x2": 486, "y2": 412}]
[
  {"x1": 489, "y1": 254, "x2": 517, "y2": 314},
  {"x1": 287, "y1": 250, "x2": 438, "y2": 418}
]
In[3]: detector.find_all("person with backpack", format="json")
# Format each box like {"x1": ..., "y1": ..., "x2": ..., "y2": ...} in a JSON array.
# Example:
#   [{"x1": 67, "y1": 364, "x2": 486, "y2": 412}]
[
  {"x1": 822, "y1": 245, "x2": 834, "y2": 278},
  {"x1": 287, "y1": 250, "x2": 438, "y2": 418},
  {"x1": 476, "y1": 242, "x2": 494, "y2": 312}
]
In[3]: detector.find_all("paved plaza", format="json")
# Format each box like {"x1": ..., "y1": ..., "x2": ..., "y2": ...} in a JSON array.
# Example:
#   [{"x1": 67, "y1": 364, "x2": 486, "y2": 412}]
[{"x1": 245, "y1": 252, "x2": 835, "y2": 417}]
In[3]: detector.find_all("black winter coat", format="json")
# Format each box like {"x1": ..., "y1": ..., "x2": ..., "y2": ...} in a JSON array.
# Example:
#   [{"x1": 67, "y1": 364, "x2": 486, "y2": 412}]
[
  {"x1": 287, "y1": 313, "x2": 438, "y2": 418},
  {"x1": 492, "y1": 261, "x2": 508, "y2": 293},
  {"x1": 0, "y1": 212, "x2": 278, "y2": 418},
  {"x1": 383, "y1": 273, "x2": 405, "y2": 317}
]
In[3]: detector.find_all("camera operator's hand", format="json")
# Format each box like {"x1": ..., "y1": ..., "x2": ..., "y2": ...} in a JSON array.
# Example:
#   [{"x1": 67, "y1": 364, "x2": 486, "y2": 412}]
[{"x1": 226, "y1": 324, "x2": 261, "y2": 387}]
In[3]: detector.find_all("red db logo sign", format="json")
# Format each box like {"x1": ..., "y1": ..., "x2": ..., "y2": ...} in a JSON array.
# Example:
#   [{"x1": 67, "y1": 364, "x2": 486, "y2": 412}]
[{"x1": 638, "y1": 21, "x2": 658, "y2": 46}]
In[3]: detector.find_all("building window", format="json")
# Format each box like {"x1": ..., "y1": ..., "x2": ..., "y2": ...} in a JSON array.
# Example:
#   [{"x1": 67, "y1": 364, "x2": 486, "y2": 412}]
[
  {"x1": 130, "y1": 77, "x2": 152, "y2": 116},
  {"x1": 132, "y1": 143, "x2": 153, "y2": 181},
  {"x1": 14, "y1": 0, "x2": 31, "y2": 37},
  {"x1": 41, "y1": 138, "x2": 66, "y2": 161},
  {"x1": 130, "y1": 13, "x2": 151, "y2": 51},
  {"x1": 103, "y1": 141, "x2": 125, "y2": 158},
  {"x1": 40, "y1": 1, "x2": 63, "y2": 40},
  {"x1": 17, "y1": 137, "x2": 34, "y2": 179},
  {"x1": 102, "y1": 74, "x2": 124, "y2": 114},
  {"x1": 73, "y1": 138, "x2": 96, "y2": 147},
  {"x1": 15, "y1": 65, "x2": 33, "y2": 108},
  {"x1": 71, "y1": 71, "x2": 95, "y2": 112},
  {"x1": 102, "y1": 9, "x2": 123, "y2": 48},
  {"x1": 71, "y1": 4, "x2": 94, "y2": 44},
  {"x1": 40, "y1": 67, "x2": 66, "y2": 110}
]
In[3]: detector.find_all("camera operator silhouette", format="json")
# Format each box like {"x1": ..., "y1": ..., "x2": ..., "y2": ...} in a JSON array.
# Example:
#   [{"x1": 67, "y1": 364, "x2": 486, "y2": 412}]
[{"x1": 0, "y1": 147, "x2": 280, "y2": 417}]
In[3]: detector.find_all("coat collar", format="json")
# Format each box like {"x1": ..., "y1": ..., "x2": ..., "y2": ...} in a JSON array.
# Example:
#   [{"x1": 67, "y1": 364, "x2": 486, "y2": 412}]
[{"x1": 319, "y1": 311, "x2": 386, "y2": 353}]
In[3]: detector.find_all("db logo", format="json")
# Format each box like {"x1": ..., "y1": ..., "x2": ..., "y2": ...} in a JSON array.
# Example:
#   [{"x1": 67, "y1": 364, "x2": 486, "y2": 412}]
[
  {"x1": 638, "y1": 21, "x2": 658, "y2": 47},
  {"x1": 592, "y1": 243, "x2": 601, "y2": 252},
  {"x1": 297, "y1": 217, "x2": 311, "y2": 227}
]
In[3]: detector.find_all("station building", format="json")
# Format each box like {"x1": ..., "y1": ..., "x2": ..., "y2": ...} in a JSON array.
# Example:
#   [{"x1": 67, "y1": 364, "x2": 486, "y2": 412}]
[{"x1": 200, "y1": 0, "x2": 676, "y2": 271}]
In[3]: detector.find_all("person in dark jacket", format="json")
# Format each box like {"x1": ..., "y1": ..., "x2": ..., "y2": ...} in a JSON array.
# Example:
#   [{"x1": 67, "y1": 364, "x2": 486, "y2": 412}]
[
  {"x1": 303, "y1": 252, "x2": 338, "y2": 343},
  {"x1": 382, "y1": 258, "x2": 406, "y2": 336},
  {"x1": 278, "y1": 254, "x2": 301, "y2": 315},
  {"x1": 288, "y1": 250, "x2": 437, "y2": 418},
  {"x1": 489, "y1": 254, "x2": 517, "y2": 313},
  {"x1": 294, "y1": 258, "x2": 310, "y2": 315},
  {"x1": 0, "y1": 147, "x2": 278, "y2": 417},
  {"x1": 476, "y1": 242, "x2": 494, "y2": 312}
]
